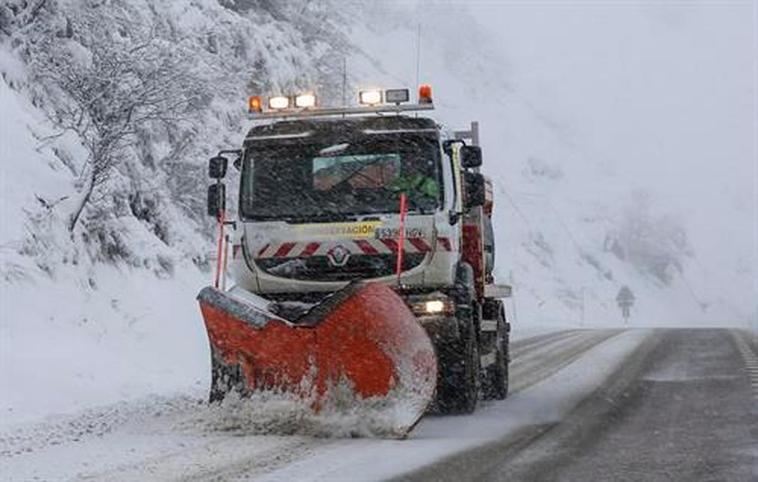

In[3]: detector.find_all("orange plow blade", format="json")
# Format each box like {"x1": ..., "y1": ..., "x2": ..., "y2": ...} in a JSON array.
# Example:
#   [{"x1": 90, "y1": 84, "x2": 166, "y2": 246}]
[{"x1": 197, "y1": 282, "x2": 437, "y2": 437}]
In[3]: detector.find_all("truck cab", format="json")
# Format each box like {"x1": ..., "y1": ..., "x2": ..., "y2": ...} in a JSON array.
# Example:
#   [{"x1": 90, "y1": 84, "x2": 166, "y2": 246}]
[
  {"x1": 207, "y1": 86, "x2": 509, "y2": 413},
  {"x1": 231, "y1": 115, "x2": 468, "y2": 296}
]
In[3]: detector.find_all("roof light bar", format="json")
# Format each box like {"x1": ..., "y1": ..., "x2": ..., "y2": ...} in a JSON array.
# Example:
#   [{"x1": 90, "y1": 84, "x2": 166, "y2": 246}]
[
  {"x1": 249, "y1": 103, "x2": 434, "y2": 119},
  {"x1": 246, "y1": 85, "x2": 435, "y2": 118}
]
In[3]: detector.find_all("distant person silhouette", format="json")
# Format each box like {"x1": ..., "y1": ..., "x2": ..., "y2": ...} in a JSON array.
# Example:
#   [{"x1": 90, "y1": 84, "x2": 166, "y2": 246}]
[{"x1": 616, "y1": 285, "x2": 635, "y2": 323}]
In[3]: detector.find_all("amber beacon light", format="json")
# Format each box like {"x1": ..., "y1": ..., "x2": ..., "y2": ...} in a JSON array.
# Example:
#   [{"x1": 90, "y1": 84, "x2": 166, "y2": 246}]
[
  {"x1": 418, "y1": 84, "x2": 433, "y2": 104},
  {"x1": 248, "y1": 96, "x2": 262, "y2": 113}
]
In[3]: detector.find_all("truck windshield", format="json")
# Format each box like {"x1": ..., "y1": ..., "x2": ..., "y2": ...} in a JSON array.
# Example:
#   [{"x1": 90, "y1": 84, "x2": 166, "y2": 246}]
[{"x1": 240, "y1": 134, "x2": 442, "y2": 221}]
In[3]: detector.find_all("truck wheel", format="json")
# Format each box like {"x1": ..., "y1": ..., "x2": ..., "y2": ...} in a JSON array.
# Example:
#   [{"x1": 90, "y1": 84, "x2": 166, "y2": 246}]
[
  {"x1": 436, "y1": 305, "x2": 480, "y2": 414},
  {"x1": 482, "y1": 301, "x2": 509, "y2": 400}
]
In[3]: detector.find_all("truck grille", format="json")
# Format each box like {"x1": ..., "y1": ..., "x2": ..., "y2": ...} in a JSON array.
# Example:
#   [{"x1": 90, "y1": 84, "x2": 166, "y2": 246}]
[{"x1": 255, "y1": 253, "x2": 426, "y2": 282}]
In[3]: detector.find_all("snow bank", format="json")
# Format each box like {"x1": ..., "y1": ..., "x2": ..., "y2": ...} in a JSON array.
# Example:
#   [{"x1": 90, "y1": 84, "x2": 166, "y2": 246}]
[
  {"x1": 0, "y1": 63, "x2": 204, "y2": 425},
  {"x1": 0, "y1": 264, "x2": 209, "y2": 427}
]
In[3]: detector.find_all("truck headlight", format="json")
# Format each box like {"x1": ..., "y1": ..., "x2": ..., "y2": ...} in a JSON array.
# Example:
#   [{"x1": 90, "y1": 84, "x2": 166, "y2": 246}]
[
  {"x1": 424, "y1": 300, "x2": 445, "y2": 313},
  {"x1": 410, "y1": 298, "x2": 455, "y2": 316}
]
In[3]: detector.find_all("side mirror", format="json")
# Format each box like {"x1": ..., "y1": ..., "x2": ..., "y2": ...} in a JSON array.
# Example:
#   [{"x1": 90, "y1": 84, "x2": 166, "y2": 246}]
[
  {"x1": 460, "y1": 145, "x2": 482, "y2": 168},
  {"x1": 207, "y1": 183, "x2": 226, "y2": 218},
  {"x1": 464, "y1": 172, "x2": 486, "y2": 208},
  {"x1": 209, "y1": 156, "x2": 228, "y2": 179},
  {"x1": 442, "y1": 140, "x2": 455, "y2": 156}
]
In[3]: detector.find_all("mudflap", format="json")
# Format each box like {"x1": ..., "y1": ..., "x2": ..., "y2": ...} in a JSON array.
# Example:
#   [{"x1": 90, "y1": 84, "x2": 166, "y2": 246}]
[{"x1": 197, "y1": 282, "x2": 437, "y2": 437}]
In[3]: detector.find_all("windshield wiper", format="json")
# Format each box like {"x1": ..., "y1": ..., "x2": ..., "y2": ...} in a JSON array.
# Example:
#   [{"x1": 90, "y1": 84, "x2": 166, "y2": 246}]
[{"x1": 283, "y1": 212, "x2": 357, "y2": 224}]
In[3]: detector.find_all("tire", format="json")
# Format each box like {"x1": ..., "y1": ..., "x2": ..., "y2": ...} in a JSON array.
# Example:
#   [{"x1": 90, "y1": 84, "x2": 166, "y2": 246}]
[
  {"x1": 436, "y1": 302, "x2": 480, "y2": 414},
  {"x1": 482, "y1": 300, "x2": 509, "y2": 400},
  {"x1": 454, "y1": 263, "x2": 476, "y2": 305}
]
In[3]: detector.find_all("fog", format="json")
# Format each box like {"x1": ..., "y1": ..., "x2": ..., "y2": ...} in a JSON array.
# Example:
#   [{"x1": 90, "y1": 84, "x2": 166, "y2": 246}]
[
  {"x1": 472, "y1": 2, "x2": 754, "y2": 245},
  {"x1": 365, "y1": 0, "x2": 755, "y2": 325}
]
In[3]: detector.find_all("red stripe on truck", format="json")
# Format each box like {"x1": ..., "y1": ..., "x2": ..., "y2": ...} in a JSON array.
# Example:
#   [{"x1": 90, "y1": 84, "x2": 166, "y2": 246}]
[
  {"x1": 355, "y1": 239, "x2": 380, "y2": 255},
  {"x1": 380, "y1": 239, "x2": 399, "y2": 253},
  {"x1": 274, "y1": 242, "x2": 296, "y2": 258},
  {"x1": 300, "y1": 242, "x2": 321, "y2": 257},
  {"x1": 437, "y1": 237, "x2": 452, "y2": 251},
  {"x1": 409, "y1": 238, "x2": 431, "y2": 253}
]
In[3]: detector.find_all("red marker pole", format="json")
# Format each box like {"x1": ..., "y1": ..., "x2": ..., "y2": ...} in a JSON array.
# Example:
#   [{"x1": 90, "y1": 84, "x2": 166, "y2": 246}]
[
  {"x1": 221, "y1": 234, "x2": 230, "y2": 291},
  {"x1": 396, "y1": 193, "x2": 408, "y2": 285},
  {"x1": 214, "y1": 209, "x2": 225, "y2": 289}
]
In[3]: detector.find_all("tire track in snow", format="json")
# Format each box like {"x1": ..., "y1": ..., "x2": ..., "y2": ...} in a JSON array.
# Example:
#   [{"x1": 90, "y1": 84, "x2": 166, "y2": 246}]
[
  {"x1": 0, "y1": 396, "x2": 205, "y2": 458},
  {"x1": 509, "y1": 329, "x2": 622, "y2": 394},
  {"x1": 77, "y1": 436, "x2": 313, "y2": 481},
  {"x1": 509, "y1": 329, "x2": 585, "y2": 358}
]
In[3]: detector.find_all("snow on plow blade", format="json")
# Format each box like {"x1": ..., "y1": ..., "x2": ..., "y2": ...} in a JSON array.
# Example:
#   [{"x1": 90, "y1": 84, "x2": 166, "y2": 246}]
[{"x1": 197, "y1": 282, "x2": 437, "y2": 437}]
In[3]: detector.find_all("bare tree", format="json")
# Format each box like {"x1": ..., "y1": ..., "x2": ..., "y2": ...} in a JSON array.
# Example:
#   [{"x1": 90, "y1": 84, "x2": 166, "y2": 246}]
[{"x1": 28, "y1": 27, "x2": 204, "y2": 231}]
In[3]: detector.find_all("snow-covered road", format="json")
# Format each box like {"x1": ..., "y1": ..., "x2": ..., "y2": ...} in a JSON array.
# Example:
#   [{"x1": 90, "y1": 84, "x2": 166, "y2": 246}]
[{"x1": 1, "y1": 328, "x2": 658, "y2": 481}]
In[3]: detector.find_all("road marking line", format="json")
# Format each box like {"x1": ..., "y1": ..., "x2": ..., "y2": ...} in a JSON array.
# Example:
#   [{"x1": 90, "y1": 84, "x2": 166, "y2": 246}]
[{"x1": 732, "y1": 332, "x2": 758, "y2": 400}]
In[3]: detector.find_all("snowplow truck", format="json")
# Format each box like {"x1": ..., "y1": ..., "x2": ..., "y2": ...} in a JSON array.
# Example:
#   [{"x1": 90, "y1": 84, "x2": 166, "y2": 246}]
[{"x1": 198, "y1": 86, "x2": 511, "y2": 436}]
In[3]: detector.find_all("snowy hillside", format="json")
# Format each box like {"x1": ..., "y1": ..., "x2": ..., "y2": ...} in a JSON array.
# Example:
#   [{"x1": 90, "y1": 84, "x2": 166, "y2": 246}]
[{"x1": 0, "y1": 0, "x2": 754, "y2": 426}]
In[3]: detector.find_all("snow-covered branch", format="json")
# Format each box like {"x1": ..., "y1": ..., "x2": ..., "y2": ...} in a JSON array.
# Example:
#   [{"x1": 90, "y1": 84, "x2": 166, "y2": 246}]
[{"x1": 27, "y1": 17, "x2": 205, "y2": 231}]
